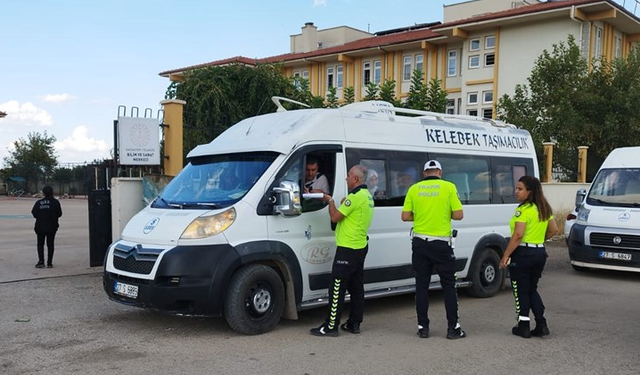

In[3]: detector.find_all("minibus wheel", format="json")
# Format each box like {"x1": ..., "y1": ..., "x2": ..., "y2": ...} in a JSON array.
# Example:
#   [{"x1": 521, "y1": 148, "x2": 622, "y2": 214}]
[
  {"x1": 224, "y1": 264, "x2": 285, "y2": 335},
  {"x1": 467, "y1": 247, "x2": 504, "y2": 298}
]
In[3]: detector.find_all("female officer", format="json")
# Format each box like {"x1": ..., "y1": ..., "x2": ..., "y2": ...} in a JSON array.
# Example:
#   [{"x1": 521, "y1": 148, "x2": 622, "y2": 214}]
[{"x1": 499, "y1": 175, "x2": 558, "y2": 338}]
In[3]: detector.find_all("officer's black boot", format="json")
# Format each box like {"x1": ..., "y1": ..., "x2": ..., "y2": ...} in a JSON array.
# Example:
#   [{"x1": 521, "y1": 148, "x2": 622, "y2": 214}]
[
  {"x1": 512, "y1": 320, "x2": 531, "y2": 338},
  {"x1": 531, "y1": 318, "x2": 549, "y2": 337}
]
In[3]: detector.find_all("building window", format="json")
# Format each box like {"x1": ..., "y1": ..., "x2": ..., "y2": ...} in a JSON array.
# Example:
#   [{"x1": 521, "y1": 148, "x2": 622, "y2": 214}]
[
  {"x1": 468, "y1": 92, "x2": 478, "y2": 105},
  {"x1": 293, "y1": 72, "x2": 301, "y2": 89},
  {"x1": 594, "y1": 26, "x2": 603, "y2": 59},
  {"x1": 327, "y1": 66, "x2": 335, "y2": 88},
  {"x1": 615, "y1": 36, "x2": 622, "y2": 59},
  {"x1": 336, "y1": 65, "x2": 343, "y2": 88},
  {"x1": 485, "y1": 53, "x2": 495, "y2": 66},
  {"x1": 483, "y1": 108, "x2": 493, "y2": 119},
  {"x1": 403, "y1": 56, "x2": 412, "y2": 81},
  {"x1": 470, "y1": 38, "x2": 480, "y2": 51},
  {"x1": 373, "y1": 60, "x2": 382, "y2": 84},
  {"x1": 302, "y1": 70, "x2": 309, "y2": 80},
  {"x1": 485, "y1": 35, "x2": 495, "y2": 49},
  {"x1": 415, "y1": 54, "x2": 424, "y2": 74},
  {"x1": 446, "y1": 99, "x2": 455, "y2": 115},
  {"x1": 447, "y1": 50, "x2": 457, "y2": 77},
  {"x1": 363, "y1": 61, "x2": 371, "y2": 85},
  {"x1": 469, "y1": 55, "x2": 480, "y2": 69},
  {"x1": 483, "y1": 90, "x2": 493, "y2": 104},
  {"x1": 468, "y1": 109, "x2": 479, "y2": 117}
]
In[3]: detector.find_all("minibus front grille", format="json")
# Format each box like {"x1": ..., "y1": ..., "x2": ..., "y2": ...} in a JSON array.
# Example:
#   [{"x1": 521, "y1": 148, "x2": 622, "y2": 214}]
[
  {"x1": 590, "y1": 233, "x2": 640, "y2": 250},
  {"x1": 113, "y1": 244, "x2": 162, "y2": 275}
]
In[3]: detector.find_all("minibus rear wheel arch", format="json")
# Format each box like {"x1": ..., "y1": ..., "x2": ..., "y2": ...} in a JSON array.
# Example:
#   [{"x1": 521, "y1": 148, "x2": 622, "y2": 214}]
[
  {"x1": 467, "y1": 246, "x2": 504, "y2": 298},
  {"x1": 224, "y1": 263, "x2": 285, "y2": 335}
]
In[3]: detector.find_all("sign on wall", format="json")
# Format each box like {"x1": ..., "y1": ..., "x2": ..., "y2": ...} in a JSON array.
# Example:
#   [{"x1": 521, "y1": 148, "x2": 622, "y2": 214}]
[{"x1": 117, "y1": 117, "x2": 160, "y2": 165}]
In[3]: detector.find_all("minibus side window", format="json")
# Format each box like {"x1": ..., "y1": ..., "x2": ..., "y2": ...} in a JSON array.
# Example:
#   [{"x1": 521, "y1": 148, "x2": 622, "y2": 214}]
[
  {"x1": 491, "y1": 161, "x2": 528, "y2": 204},
  {"x1": 431, "y1": 154, "x2": 490, "y2": 204},
  {"x1": 359, "y1": 158, "x2": 387, "y2": 199}
]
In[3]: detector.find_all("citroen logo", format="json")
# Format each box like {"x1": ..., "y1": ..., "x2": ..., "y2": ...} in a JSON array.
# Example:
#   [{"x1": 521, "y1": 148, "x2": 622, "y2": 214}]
[{"x1": 613, "y1": 236, "x2": 622, "y2": 245}]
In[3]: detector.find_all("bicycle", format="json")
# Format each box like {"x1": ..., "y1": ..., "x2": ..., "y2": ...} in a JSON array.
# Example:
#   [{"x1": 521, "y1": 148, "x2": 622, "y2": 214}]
[{"x1": 10, "y1": 189, "x2": 25, "y2": 197}]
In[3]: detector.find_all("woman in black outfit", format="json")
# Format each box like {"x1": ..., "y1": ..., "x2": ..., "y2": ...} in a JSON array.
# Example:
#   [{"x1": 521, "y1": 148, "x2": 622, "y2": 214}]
[{"x1": 31, "y1": 185, "x2": 62, "y2": 268}]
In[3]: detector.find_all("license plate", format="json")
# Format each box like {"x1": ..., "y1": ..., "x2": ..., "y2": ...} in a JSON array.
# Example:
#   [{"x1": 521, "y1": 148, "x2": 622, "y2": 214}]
[
  {"x1": 114, "y1": 281, "x2": 139, "y2": 299},
  {"x1": 599, "y1": 251, "x2": 632, "y2": 261}
]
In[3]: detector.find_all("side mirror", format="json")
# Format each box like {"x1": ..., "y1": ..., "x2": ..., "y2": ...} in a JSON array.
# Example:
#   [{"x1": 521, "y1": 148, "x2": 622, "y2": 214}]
[
  {"x1": 273, "y1": 180, "x2": 302, "y2": 216},
  {"x1": 575, "y1": 188, "x2": 587, "y2": 208}
]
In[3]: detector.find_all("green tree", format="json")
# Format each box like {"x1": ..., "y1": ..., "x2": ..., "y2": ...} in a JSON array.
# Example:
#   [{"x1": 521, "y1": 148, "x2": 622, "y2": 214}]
[
  {"x1": 166, "y1": 63, "x2": 296, "y2": 159},
  {"x1": 292, "y1": 77, "x2": 313, "y2": 106},
  {"x1": 3, "y1": 131, "x2": 58, "y2": 193},
  {"x1": 425, "y1": 78, "x2": 449, "y2": 113},
  {"x1": 363, "y1": 82, "x2": 379, "y2": 101},
  {"x1": 325, "y1": 86, "x2": 339, "y2": 108},
  {"x1": 497, "y1": 35, "x2": 590, "y2": 179},
  {"x1": 343, "y1": 86, "x2": 355, "y2": 105},
  {"x1": 405, "y1": 69, "x2": 427, "y2": 110},
  {"x1": 379, "y1": 78, "x2": 401, "y2": 107}
]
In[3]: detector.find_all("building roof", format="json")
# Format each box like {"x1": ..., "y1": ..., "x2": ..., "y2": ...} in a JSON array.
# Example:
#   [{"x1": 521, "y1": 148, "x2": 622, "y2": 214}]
[
  {"x1": 159, "y1": 26, "x2": 441, "y2": 78},
  {"x1": 159, "y1": 0, "x2": 640, "y2": 78},
  {"x1": 433, "y1": 0, "x2": 640, "y2": 35}
]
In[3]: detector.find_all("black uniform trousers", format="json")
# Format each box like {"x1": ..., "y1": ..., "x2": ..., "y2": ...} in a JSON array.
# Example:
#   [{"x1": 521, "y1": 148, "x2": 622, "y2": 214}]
[
  {"x1": 37, "y1": 231, "x2": 57, "y2": 265},
  {"x1": 324, "y1": 245, "x2": 368, "y2": 330},
  {"x1": 508, "y1": 246, "x2": 548, "y2": 320},
  {"x1": 412, "y1": 238, "x2": 459, "y2": 329}
]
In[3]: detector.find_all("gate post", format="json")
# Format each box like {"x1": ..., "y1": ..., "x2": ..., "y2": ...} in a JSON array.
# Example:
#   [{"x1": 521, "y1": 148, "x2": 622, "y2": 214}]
[
  {"x1": 542, "y1": 142, "x2": 555, "y2": 182},
  {"x1": 161, "y1": 99, "x2": 186, "y2": 177},
  {"x1": 577, "y1": 146, "x2": 589, "y2": 183}
]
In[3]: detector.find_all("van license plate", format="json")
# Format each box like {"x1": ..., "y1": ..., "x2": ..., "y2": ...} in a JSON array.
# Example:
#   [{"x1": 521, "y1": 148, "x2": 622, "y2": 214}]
[
  {"x1": 114, "y1": 281, "x2": 139, "y2": 298},
  {"x1": 599, "y1": 251, "x2": 632, "y2": 261}
]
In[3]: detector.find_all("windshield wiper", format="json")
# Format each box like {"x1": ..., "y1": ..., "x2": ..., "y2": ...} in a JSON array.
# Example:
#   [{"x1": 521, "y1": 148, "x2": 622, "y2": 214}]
[
  {"x1": 196, "y1": 202, "x2": 221, "y2": 208},
  {"x1": 590, "y1": 198, "x2": 615, "y2": 205},
  {"x1": 156, "y1": 196, "x2": 182, "y2": 208}
]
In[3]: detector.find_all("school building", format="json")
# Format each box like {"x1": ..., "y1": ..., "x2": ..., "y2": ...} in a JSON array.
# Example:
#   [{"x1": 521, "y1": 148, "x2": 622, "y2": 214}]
[{"x1": 159, "y1": 0, "x2": 640, "y2": 119}]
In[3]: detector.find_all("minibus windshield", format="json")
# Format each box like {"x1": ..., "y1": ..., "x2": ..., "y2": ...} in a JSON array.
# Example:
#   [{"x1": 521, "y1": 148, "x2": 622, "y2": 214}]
[
  {"x1": 153, "y1": 152, "x2": 278, "y2": 209},
  {"x1": 586, "y1": 168, "x2": 640, "y2": 207}
]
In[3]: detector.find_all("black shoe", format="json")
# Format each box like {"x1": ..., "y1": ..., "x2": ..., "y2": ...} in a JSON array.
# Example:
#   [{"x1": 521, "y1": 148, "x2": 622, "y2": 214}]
[
  {"x1": 340, "y1": 321, "x2": 361, "y2": 334},
  {"x1": 417, "y1": 328, "x2": 429, "y2": 339},
  {"x1": 46, "y1": 264, "x2": 53, "y2": 268},
  {"x1": 512, "y1": 320, "x2": 532, "y2": 338},
  {"x1": 531, "y1": 318, "x2": 549, "y2": 337},
  {"x1": 310, "y1": 323, "x2": 339, "y2": 337},
  {"x1": 35, "y1": 262, "x2": 45, "y2": 269},
  {"x1": 446, "y1": 326, "x2": 467, "y2": 340}
]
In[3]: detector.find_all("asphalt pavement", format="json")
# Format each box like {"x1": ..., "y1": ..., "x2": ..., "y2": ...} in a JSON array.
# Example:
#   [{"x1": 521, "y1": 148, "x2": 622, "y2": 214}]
[{"x1": 0, "y1": 196, "x2": 101, "y2": 283}]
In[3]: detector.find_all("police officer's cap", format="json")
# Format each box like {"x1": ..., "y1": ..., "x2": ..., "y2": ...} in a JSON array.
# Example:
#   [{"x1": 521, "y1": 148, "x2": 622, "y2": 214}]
[{"x1": 424, "y1": 160, "x2": 442, "y2": 170}]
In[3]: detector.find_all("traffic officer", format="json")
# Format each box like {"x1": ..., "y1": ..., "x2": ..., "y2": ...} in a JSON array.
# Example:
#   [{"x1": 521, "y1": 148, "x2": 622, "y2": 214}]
[
  {"x1": 499, "y1": 175, "x2": 558, "y2": 338},
  {"x1": 310, "y1": 164, "x2": 374, "y2": 337},
  {"x1": 401, "y1": 160, "x2": 466, "y2": 339}
]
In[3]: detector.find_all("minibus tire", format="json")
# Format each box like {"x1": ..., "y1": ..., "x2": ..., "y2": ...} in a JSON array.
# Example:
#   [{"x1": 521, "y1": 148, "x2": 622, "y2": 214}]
[
  {"x1": 224, "y1": 264, "x2": 285, "y2": 335},
  {"x1": 467, "y1": 247, "x2": 504, "y2": 298}
]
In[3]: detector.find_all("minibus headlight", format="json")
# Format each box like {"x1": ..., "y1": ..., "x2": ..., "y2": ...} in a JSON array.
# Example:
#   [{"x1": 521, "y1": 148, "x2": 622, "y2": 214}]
[{"x1": 181, "y1": 208, "x2": 236, "y2": 239}]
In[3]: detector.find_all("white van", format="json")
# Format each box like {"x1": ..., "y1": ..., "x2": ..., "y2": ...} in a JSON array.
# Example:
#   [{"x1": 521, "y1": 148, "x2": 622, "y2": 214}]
[
  {"x1": 103, "y1": 99, "x2": 538, "y2": 335},
  {"x1": 568, "y1": 146, "x2": 640, "y2": 272}
]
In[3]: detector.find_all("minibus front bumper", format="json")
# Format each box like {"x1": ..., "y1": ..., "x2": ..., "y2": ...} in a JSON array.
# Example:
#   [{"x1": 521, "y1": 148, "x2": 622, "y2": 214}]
[
  {"x1": 568, "y1": 224, "x2": 640, "y2": 271},
  {"x1": 103, "y1": 243, "x2": 241, "y2": 316}
]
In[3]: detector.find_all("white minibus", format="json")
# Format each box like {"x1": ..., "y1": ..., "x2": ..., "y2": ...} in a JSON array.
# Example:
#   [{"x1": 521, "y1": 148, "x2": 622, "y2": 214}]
[
  {"x1": 103, "y1": 98, "x2": 538, "y2": 334},
  {"x1": 568, "y1": 146, "x2": 640, "y2": 272}
]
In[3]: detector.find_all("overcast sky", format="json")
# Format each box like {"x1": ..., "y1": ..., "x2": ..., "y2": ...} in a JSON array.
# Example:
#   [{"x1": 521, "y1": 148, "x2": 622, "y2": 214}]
[{"x1": 1, "y1": 0, "x2": 637, "y2": 167}]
